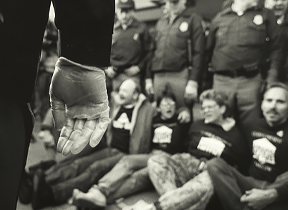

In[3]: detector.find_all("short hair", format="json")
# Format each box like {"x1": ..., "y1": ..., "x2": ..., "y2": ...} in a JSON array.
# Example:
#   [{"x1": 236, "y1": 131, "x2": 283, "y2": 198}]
[
  {"x1": 199, "y1": 89, "x2": 228, "y2": 107},
  {"x1": 264, "y1": 82, "x2": 288, "y2": 98},
  {"x1": 156, "y1": 85, "x2": 177, "y2": 107}
]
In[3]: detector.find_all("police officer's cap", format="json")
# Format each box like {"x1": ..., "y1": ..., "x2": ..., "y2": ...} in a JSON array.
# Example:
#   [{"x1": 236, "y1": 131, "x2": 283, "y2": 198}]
[{"x1": 117, "y1": 0, "x2": 135, "y2": 10}]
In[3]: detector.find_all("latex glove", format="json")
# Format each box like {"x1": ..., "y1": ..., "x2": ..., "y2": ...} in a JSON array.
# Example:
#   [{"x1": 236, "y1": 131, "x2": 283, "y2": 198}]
[
  {"x1": 105, "y1": 66, "x2": 116, "y2": 78},
  {"x1": 50, "y1": 57, "x2": 110, "y2": 155},
  {"x1": 178, "y1": 108, "x2": 191, "y2": 123},
  {"x1": 145, "y1": 78, "x2": 154, "y2": 95},
  {"x1": 240, "y1": 188, "x2": 278, "y2": 210},
  {"x1": 184, "y1": 80, "x2": 198, "y2": 104},
  {"x1": 124, "y1": 65, "x2": 140, "y2": 76}
]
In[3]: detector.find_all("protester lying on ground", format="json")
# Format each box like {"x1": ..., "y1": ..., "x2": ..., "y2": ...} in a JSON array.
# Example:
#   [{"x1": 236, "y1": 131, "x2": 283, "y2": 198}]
[{"x1": 20, "y1": 79, "x2": 154, "y2": 210}]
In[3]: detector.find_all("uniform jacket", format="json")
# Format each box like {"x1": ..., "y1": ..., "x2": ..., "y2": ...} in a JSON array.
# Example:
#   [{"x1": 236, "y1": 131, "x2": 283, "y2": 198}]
[
  {"x1": 111, "y1": 18, "x2": 152, "y2": 73},
  {"x1": 0, "y1": 0, "x2": 114, "y2": 103},
  {"x1": 107, "y1": 94, "x2": 156, "y2": 154},
  {"x1": 206, "y1": 5, "x2": 282, "y2": 81},
  {"x1": 148, "y1": 7, "x2": 205, "y2": 81}
]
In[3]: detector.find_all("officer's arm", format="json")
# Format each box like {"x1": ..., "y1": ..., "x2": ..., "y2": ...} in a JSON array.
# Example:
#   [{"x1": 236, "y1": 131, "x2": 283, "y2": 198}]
[
  {"x1": 188, "y1": 15, "x2": 205, "y2": 82},
  {"x1": 137, "y1": 25, "x2": 153, "y2": 74},
  {"x1": 270, "y1": 171, "x2": 288, "y2": 201},
  {"x1": 266, "y1": 9, "x2": 283, "y2": 83},
  {"x1": 205, "y1": 16, "x2": 218, "y2": 67}
]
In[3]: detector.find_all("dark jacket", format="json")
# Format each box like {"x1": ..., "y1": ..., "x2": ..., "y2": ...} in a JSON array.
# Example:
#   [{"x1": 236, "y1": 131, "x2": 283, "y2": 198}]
[
  {"x1": 111, "y1": 18, "x2": 152, "y2": 73},
  {"x1": 206, "y1": 5, "x2": 282, "y2": 81},
  {"x1": 148, "y1": 7, "x2": 205, "y2": 81},
  {"x1": 0, "y1": 0, "x2": 114, "y2": 103},
  {"x1": 107, "y1": 94, "x2": 156, "y2": 154}
]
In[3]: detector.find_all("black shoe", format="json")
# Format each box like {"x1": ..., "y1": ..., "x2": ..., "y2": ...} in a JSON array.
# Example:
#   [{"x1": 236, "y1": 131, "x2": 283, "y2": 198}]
[
  {"x1": 32, "y1": 169, "x2": 55, "y2": 210},
  {"x1": 18, "y1": 171, "x2": 33, "y2": 204}
]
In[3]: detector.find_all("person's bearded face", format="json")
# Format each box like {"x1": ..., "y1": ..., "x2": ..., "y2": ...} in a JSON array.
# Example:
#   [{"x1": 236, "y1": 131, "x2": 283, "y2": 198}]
[{"x1": 261, "y1": 87, "x2": 288, "y2": 126}]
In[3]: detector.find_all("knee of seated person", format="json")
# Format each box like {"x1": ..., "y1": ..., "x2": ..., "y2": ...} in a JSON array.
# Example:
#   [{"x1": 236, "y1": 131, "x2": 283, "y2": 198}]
[{"x1": 206, "y1": 158, "x2": 226, "y2": 175}]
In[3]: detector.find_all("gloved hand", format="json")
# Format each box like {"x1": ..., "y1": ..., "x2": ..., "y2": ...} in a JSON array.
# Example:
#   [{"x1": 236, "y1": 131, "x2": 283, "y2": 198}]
[
  {"x1": 50, "y1": 57, "x2": 110, "y2": 155},
  {"x1": 145, "y1": 78, "x2": 154, "y2": 95},
  {"x1": 124, "y1": 65, "x2": 140, "y2": 76},
  {"x1": 184, "y1": 80, "x2": 198, "y2": 104},
  {"x1": 105, "y1": 66, "x2": 117, "y2": 79}
]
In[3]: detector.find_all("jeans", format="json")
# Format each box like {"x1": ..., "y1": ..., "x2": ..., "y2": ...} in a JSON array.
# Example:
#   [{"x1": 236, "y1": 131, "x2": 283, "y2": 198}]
[
  {"x1": 147, "y1": 153, "x2": 214, "y2": 210},
  {"x1": 207, "y1": 158, "x2": 288, "y2": 210},
  {"x1": 0, "y1": 99, "x2": 33, "y2": 210},
  {"x1": 46, "y1": 148, "x2": 125, "y2": 203}
]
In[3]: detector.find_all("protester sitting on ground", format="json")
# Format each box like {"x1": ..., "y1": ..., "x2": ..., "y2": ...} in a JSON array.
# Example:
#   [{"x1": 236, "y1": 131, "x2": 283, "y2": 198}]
[
  {"x1": 25, "y1": 79, "x2": 155, "y2": 210},
  {"x1": 207, "y1": 82, "x2": 288, "y2": 210},
  {"x1": 70, "y1": 86, "x2": 191, "y2": 209},
  {"x1": 135, "y1": 89, "x2": 250, "y2": 210}
]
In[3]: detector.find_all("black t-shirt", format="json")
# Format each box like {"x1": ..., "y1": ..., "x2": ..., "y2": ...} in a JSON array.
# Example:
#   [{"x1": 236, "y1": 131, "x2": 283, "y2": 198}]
[
  {"x1": 152, "y1": 113, "x2": 190, "y2": 154},
  {"x1": 111, "y1": 106, "x2": 134, "y2": 153},
  {"x1": 187, "y1": 120, "x2": 250, "y2": 172},
  {"x1": 245, "y1": 110, "x2": 288, "y2": 182}
]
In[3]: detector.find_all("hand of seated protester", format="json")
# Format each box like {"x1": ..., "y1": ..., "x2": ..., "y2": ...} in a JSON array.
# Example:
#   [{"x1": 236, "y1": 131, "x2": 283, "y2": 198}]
[
  {"x1": 50, "y1": 57, "x2": 110, "y2": 155},
  {"x1": 240, "y1": 188, "x2": 278, "y2": 210},
  {"x1": 178, "y1": 108, "x2": 191, "y2": 124},
  {"x1": 124, "y1": 65, "x2": 140, "y2": 76},
  {"x1": 105, "y1": 66, "x2": 117, "y2": 78}
]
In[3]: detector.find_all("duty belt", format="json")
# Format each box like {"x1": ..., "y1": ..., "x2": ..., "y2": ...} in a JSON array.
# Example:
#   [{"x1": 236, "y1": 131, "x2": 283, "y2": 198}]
[{"x1": 216, "y1": 68, "x2": 259, "y2": 78}]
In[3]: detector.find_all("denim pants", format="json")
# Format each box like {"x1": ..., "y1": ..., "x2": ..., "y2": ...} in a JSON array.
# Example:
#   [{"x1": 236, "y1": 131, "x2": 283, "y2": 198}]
[
  {"x1": 0, "y1": 100, "x2": 33, "y2": 210},
  {"x1": 147, "y1": 153, "x2": 214, "y2": 210},
  {"x1": 207, "y1": 158, "x2": 288, "y2": 210},
  {"x1": 48, "y1": 148, "x2": 125, "y2": 203}
]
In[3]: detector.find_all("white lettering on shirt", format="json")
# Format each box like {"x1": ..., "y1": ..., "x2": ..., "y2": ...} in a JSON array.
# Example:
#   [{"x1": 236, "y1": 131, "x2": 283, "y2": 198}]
[
  {"x1": 153, "y1": 126, "x2": 173, "y2": 144},
  {"x1": 252, "y1": 138, "x2": 276, "y2": 166},
  {"x1": 197, "y1": 137, "x2": 226, "y2": 157}
]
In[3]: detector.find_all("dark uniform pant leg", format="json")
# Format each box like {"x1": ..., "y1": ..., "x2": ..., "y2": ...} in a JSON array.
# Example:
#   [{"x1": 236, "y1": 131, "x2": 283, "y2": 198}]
[
  {"x1": 213, "y1": 74, "x2": 262, "y2": 124},
  {"x1": 153, "y1": 68, "x2": 189, "y2": 109},
  {"x1": 0, "y1": 99, "x2": 33, "y2": 210}
]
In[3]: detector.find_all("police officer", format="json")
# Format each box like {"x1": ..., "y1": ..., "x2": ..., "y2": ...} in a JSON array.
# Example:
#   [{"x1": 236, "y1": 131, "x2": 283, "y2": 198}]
[
  {"x1": 145, "y1": 0, "x2": 205, "y2": 119},
  {"x1": 265, "y1": 0, "x2": 288, "y2": 83},
  {"x1": 206, "y1": 0, "x2": 283, "y2": 125},
  {"x1": 105, "y1": 0, "x2": 152, "y2": 92}
]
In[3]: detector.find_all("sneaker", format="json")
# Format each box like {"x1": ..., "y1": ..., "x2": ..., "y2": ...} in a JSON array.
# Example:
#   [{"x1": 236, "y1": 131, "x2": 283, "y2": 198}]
[
  {"x1": 72, "y1": 185, "x2": 107, "y2": 209},
  {"x1": 32, "y1": 169, "x2": 55, "y2": 210}
]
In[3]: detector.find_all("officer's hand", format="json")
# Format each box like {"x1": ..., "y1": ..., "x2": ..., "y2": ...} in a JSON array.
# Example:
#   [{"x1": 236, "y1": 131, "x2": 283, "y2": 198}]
[
  {"x1": 105, "y1": 66, "x2": 116, "y2": 79},
  {"x1": 124, "y1": 66, "x2": 140, "y2": 76},
  {"x1": 177, "y1": 108, "x2": 191, "y2": 123},
  {"x1": 50, "y1": 57, "x2": 110, "y2": 155},
  {"x1": 184, "y1": 80, "x2": 198, "y2": 104},
  {"x1": 145, "y1": 79, "x2": 154, "y2": 95}
]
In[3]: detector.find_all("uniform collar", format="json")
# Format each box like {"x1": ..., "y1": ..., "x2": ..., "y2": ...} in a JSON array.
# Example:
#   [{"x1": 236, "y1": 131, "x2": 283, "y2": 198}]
[
  {"x1": 114, "y1": 17, "x2": 138, "y2": 30},
  {"x1": 163, "y1": 7, "x2": 195, "y2": 22},
  {"x1": 221, "y1": 3, "x2": 262, "y2": 16}
]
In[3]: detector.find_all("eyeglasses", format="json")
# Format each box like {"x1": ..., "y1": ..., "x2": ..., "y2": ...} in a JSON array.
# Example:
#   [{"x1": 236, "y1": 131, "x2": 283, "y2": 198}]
[
  {"x1": 201, "y1": 104, "x2": 219, "y2": 112},
  {"x1": 160, "y1": 101, "x2": 176, "y2": 108}
]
